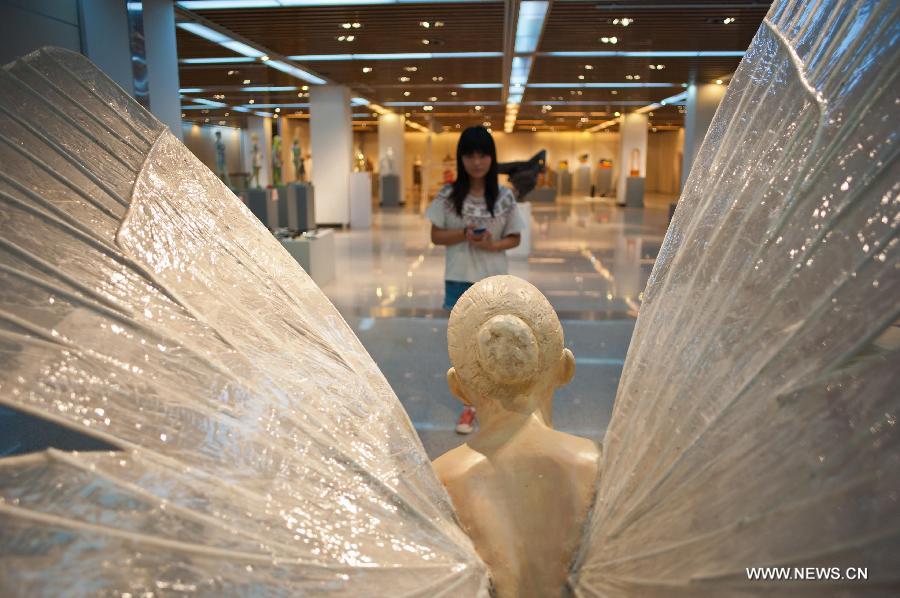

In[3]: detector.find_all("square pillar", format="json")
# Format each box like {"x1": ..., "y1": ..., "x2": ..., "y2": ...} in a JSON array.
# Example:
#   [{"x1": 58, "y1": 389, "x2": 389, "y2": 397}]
[{"x1": 310, "y1": 85, "x2": 352, "y2": 225}]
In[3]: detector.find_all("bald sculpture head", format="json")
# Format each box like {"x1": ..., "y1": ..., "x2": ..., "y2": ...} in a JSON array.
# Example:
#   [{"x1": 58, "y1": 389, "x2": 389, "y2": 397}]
[{"x1": 447, "y1": 276, "x2": 575, "y2": 412}]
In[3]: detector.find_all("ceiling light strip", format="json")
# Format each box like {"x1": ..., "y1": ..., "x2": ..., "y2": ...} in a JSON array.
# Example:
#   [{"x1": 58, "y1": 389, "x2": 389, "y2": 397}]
[
  {"x1": 506, "y1": 1, "x2": 548, "y2": 132},
  {"x1": 541, "y1": 50, "x2": 745, "y2": 58},
  {"x1": 287, "y1": 52, "x2": 503, "y2": 61},
  {"x1": 529, "y1": 82, "x2": 679, "y2": 88},
  {"x1": 177, "y1": 16, "x2": 327, "y2": 85}
]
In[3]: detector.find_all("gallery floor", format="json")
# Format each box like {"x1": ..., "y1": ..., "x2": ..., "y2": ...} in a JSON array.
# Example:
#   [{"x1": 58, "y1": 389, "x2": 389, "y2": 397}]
[{"x1": 319, "y1": 193, "x2": 676, "y2": 458}]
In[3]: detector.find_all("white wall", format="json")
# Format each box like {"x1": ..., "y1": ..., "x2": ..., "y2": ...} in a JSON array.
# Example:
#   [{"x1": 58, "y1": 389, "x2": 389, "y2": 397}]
[
  {"x1": 646, "y1": 130, "x2": 684, "y2": 194},
  {"x1": 181, "y1": 122, "x2": 244, "y2": 174}
]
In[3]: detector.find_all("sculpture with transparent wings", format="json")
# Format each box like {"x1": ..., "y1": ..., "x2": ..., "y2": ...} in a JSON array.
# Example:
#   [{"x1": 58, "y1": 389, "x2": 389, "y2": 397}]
[{"x1": 1, "y1": 0, "x2": 897, "y2": 594}]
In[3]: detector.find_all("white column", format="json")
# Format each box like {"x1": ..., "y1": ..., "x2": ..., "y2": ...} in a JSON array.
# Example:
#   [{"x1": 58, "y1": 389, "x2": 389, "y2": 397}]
[
  {"x1": 78, "y1": 0, "x2": 133, "y2": 92},
  {"x1": 243, "y1": 115, "x2": 273, "y2": 188},
  {"x1": 378, "y1": 112, "x2": 406, "y2": 200},
  {"x1": 681, "y1": 83, "x2": 726, "y2": 190},
  {"x1": 143, "y1": 0, "x2": 182, "y2": 139},
  {"x1": 616, "y1": 112, "x2": 648, "y2": 204},
  {"x1": 310, "y1": 85, "x2": 352, "y2": 225}
]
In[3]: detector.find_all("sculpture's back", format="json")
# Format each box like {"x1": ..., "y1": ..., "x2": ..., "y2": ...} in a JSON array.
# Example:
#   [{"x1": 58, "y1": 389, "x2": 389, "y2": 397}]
[{"x1": 433, "y1": 276, "x2": 600, "y2": 598}]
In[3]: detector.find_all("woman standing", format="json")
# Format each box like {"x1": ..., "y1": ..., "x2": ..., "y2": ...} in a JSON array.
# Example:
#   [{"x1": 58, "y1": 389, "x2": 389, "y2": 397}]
[{"x1": 426, "y1": 126, "x2": 526, "y2": 434}]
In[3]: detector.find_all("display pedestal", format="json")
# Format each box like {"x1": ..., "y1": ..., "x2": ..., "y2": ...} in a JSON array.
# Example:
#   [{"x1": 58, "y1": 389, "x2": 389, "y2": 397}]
[
  {"x1": 380, "y1": 174, "x2": 401, "y2": 206},
  {"x1": 508, "y1": 202, "x2": 532, "y2": 259},
  {"x1": 286, "y1": 183, "x2": 315, "y2": 232},
  {"x1": 574, "y1": 165, "x2": 591, "y2": 195},
  {"x1": 523, "y1": 187, "x2": 556, "y2": 203},
  {"x1": 242, "y1": 188, "x2": 280, "y2": 229},
  {"x1": 559, "y1": 171, "x2": 573, "y2": 195},
  {"x1": 280, "y1": 229, "x2": 335, "y2": 286},
  {"x1": 624, "y1": 177, "x2": 645, "y2": 207},
  {"x1": 595, "y1": 168, "x2": 613, "y2": 197},
  {"x1": 349, "y1": 172, "x2": 372, "y2": 229}
]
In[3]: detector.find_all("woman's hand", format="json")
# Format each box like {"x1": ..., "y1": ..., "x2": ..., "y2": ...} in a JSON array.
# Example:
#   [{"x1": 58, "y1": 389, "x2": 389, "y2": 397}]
[{"x1": 468, "y1": 230, "x2": 495, "y2": 251}]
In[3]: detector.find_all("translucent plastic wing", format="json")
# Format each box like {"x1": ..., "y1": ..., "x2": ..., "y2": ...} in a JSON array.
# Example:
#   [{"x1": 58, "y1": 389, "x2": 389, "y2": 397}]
[
  {"x1": 0, "y1": 48, "x2": 487, "y2": 596},
  {"x1": 570, "y1": 0, "x2": 899, "y2": 595},
  {"x1": 572, "y1": 1, "x2": 900, "y2": 597}
]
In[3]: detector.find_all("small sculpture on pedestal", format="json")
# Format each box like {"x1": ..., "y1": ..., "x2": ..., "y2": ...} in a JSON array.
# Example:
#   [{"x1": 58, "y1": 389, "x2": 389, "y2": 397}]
[
  {"x1": 433, "y1": 275, "x2": 600, "y2": 598},
  {"x1": 380, "y1": 147, "x2": 395, "y2": 175},
  {"x1": 214, "y1": 131, "x2": 230, "y2": 186},
  {"x1": 272, "y1": 135, "x2": 283, "y2": 186},
  {"x1": 250, "y1": 133, "x2": 262, "y2": 189},
  {"x1": 291, "y1": 138, "x2": 304, "y2": 183},
  {"x1": 629, "y1": 148, "x2": 641, "y2": 176}
]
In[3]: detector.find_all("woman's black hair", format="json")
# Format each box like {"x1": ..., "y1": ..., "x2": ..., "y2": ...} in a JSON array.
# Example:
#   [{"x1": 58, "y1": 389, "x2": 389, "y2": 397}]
[{"x1": 450, "y1": 126, "x2": 499, "y2": 216}]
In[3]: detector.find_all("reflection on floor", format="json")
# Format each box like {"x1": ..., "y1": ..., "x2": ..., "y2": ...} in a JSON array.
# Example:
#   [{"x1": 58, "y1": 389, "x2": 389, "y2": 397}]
[{"x1": 319, "y1": 193, "x2": 676, "y2": 458}]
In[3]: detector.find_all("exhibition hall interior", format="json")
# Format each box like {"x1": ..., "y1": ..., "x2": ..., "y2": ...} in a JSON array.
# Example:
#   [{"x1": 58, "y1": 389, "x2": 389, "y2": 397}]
[
  {"x1": 0, "y1": 0, "x2": 897, "y2": 595},
  {"x1": 5, "y1": 0, "x2": 762, "y2": 454}
]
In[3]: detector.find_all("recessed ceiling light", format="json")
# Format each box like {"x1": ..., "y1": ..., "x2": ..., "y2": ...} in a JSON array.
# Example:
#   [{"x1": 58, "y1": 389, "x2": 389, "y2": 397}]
[
  {"x1": 455, "y1": 123, "x2": 461, "y2": 128},
  {"x1": 248, "y1": 99, "x2": 255, "y2": 104},
  {"x1": 475, "y1": 105, "x2": 483, "y2": 111},
  {"x1": 399, "y1": 76, "x2": 410, "y2": 82},
  {"x1": 600, "y1": 36, "x2": 618, "y2": 44},
  {"x1": 362, "y1": 66, "x2": 373, "y2": 73},
  {"x1": 585, "y1": 64, "x2": 593, "y2": 70},
  {"x1": 432, "y1": 76, "x2": 444, "y2": 82},
  {"x1": 227, "y1": 70, "x2": 237, "y2": 75},
  {"x1": 611, "y1": 90, "x2": 618, "y2": 94},
  {"x1": 578, "y1": 75, "x2": 585, "y2": 80},
  {"x1": 302, "y1": 85, "x2": 309, "y2": 91},
  {"x1": 429, "y1": 96, "x2": 437, "y2": 101},
  {"x1": 275, "y1": 107, "x2": 281, "y2": 113},
  {"x1": 716, "y1": 79, "x2": 724, "y2": 84},
  {"x1": 342, "y1": 23, "x2": 351, "y2": 29},
  {"x1": 450, "y1": 90, "x2": 458, "y2": 96},
  {"x1": 224, "y1": 112, "x2": 229, "y2": 116},
  {"x1": 613, "y1": 18, "x2": 633, "y2": 26},
  {"x1": 260, "y1": 55, "x2": 269, "y2": 61},
  {"x1": 423, "y1": 105, "x2": 433, "y2": 111},
  {"x1": 723, "y1": 17, "x2": 735, "y2": 24},
  {"x1": 352, "y1": 22, "x2": 361, "y2": 28},
  {"x1": 614, "y1": 111, "x2": 621, "y2": 116},
  {"x1": 403, "y1": 91, "x2": 411, "y2": 96},
  {"x1": 422, "y1": 39, "x2": 430, "y2": 45},
  {"x1": 419, "y1": 21, "x2": 430, "y2": 28},
  {"x1": 243, "y1": 79, "x2": 251, "y2": 84},
  {"x1": 404, "y1": 66, "x2": 418, "y2": 72}
]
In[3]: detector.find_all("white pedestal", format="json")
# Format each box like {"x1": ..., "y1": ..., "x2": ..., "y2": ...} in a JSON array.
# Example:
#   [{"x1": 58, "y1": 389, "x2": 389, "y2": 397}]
[
  {"x1": 349, "y1": 172, "x2": 372, "y2": 229},
  {"x1": 280, "y1": 229, "x2": 335, "y2": 286},
  {"x1": 508, "y1": 202, "x2": 532, "y2": 259}
]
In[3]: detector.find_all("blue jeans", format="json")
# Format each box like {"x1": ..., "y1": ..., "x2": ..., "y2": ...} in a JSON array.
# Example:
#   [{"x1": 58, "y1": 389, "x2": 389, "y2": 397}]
[{"x1": 443, "y1": 280, "x2": 474, "y2": 311}]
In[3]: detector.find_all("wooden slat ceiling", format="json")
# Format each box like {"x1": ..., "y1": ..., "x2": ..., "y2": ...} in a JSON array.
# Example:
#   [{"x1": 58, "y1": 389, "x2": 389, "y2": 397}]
[{"x1": 177, "y1": 0, "x2": 771, "y2": 131}]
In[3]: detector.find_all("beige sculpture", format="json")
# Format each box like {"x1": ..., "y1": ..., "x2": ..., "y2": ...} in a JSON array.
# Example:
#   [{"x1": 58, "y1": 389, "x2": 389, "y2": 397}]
[{"x1": 432, "y1": 275, "x2": 601, "y2": 598}]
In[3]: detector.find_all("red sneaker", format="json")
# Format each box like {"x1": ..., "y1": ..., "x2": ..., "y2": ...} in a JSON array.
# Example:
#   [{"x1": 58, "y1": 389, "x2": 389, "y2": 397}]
[{"x1": 455, "y1": 406, "x2": 476, "y2": 434}]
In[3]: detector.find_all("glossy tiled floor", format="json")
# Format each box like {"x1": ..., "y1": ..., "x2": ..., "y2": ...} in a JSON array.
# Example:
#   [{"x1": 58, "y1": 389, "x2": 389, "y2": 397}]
[{"x1": 319, "y1": 193, "x2": 676, "y2": 458}]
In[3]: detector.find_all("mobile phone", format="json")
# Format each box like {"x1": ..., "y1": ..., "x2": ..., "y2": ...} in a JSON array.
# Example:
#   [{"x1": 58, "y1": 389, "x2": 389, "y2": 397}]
[{"x1": 473, "y1": 227, "x2": 487, "y2": 234}]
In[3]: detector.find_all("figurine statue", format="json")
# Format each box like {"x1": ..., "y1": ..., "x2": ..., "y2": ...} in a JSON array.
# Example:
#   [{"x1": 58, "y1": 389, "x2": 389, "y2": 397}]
[
  {"x1": 272, "y1": 134, "x2": 283, "y2": 186},
  {"x1": 291, "y1": 138, "x2": 303, "y2": 182},
  {"x1": 214, "y1": 130, "x2": 230, "y2": 186},
  {"x1": 498, "y1": 150, "x2": 546, "y2": 199},
  {"x1": 355, "y1": 146, "x2": 367, "y2": 172},
  {"x1": 250, "y1": 132, "x2": 262, "y2": 188},
  {"x1": 433, "y1": 276, "x2": 600, "y2": 598},
  {"x1": 380, "y1": 147, "x2": 395, "y2": 175}
]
